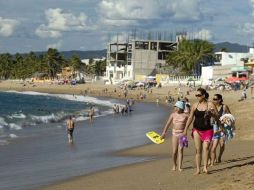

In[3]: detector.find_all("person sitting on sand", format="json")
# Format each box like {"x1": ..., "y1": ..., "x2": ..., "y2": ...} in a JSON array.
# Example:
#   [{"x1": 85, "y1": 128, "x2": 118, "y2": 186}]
[
  {"x1": 183, "y1": 88, "x2": 219, "y2": 174},
  {"x1": 161, "y1": 101, "x2": 189, "y2": 172},
  {"x1": 66, "y1": 116, "x2": 75, "y2": 143}
]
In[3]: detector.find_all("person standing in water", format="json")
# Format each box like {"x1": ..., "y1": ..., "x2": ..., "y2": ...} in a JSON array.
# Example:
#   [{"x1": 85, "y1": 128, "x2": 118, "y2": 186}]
[
  {"x1": 88, "y1": 106, "x2": 95, "y2": 123},
  {"x1": 66, "y1": 116, "x2": 75, "y2": 143}
]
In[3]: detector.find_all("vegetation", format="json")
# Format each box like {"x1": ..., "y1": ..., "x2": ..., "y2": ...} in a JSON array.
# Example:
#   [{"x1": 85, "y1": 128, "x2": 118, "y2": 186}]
[
  {"x1": 166, "y1": 39, "x2": 214, "y2": 75},
  {"x1": 0, "y1": 48, "x2": 106, "y2": 80}
]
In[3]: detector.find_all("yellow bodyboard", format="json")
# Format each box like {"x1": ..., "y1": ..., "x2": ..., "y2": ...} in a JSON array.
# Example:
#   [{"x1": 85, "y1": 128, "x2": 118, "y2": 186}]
[{"x1": 146, "y1": 131, "x2": 164, "y2": 144}]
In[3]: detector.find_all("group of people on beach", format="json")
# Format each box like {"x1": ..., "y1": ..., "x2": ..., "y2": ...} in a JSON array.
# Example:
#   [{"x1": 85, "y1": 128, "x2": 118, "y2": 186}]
[{"x1": 161, "y1": 87, "x2": 235, "y2": 174}]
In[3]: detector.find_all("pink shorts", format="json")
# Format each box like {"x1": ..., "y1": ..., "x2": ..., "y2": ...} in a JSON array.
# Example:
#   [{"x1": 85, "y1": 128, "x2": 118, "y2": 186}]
[{"x1": 192, "y1": 128, "x2": 213, "y2": 142}]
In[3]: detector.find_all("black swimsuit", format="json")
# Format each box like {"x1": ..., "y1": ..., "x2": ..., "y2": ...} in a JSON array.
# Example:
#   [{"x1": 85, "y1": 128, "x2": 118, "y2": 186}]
[{"x1": 193, "y1": 103, "x2": 212, "y2": 131}]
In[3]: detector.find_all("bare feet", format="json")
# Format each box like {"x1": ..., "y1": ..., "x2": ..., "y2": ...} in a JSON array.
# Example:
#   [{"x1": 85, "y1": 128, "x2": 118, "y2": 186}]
[
  {"x1": 172, "y1": 166, "x2": 176, "y2": 171},
  {"x1": 203, "y1": 167, "x2": 209, "y2": 174},
  {"x1": 194, "y1": 170, "x2": 201, "y2": 175},
  {"x1": 178, "y1": 168, "x2": 183, "y2": 172}
]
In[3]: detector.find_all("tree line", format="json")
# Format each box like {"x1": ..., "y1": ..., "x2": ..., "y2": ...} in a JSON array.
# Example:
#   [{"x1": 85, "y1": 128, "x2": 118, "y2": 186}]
[
  {"x1": 0, "y1": 48, "x2": 106, "y2": 80},
  {"x1": 0, "y1": 39, "x2": 217, "y2": 80}
]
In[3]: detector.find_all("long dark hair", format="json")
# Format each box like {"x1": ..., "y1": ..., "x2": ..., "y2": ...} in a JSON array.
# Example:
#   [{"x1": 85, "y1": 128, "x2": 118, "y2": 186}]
[
  {"x1": 197, "y1": 88, "x2": 209, "y2": 100},
  {"x1": 214, "y1": 94, "x2": 223, "y2": 103}
]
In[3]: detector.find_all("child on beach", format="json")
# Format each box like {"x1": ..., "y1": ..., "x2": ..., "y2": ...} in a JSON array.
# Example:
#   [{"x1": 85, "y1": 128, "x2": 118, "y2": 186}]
[{"x1": 161, "y1": 101, "x2": 189, "y2": 171}]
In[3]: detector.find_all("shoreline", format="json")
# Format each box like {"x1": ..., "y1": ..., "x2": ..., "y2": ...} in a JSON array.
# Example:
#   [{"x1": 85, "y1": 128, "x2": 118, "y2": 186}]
[{"x1": 1, "y1": 80, "x2": 254, "y2": 190}]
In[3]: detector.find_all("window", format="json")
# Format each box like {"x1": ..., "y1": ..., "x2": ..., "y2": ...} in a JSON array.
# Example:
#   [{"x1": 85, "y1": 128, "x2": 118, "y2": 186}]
[
  {"x1": 135, "y1": 41, "x2": 149, "y2": 49},
  {"x1": 150, "y1": 42, "x2": 157, "y2": 50}
]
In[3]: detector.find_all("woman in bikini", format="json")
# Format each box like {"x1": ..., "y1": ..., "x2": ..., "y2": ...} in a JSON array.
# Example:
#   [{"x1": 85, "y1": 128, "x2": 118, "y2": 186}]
[
  {"x1": 161, "y1": 101, "x2": 189, "y2": 171},
  {"x1": 183, "y1": 88, "x2": 218, "y2": 174}
]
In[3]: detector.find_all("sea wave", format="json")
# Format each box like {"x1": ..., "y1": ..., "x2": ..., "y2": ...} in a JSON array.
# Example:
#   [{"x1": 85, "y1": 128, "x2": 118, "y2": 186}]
[
  {"x1": 8, "y1": 113, "x2": 26, "y2": 119},
  {"x1": 0, "y1": 117, "x2": 8, "y2": 126},
  {"x1": 9, "y1": 123, "x2": 22, "y2": 130},
  {"x1": 6, "y1": 90, "x2": 117, "y2": 107}
]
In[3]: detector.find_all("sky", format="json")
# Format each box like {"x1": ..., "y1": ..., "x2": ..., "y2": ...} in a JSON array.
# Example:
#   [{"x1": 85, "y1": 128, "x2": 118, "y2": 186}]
[{"x1": 0, "y1": 0, "x2": 254, "y2": 54}]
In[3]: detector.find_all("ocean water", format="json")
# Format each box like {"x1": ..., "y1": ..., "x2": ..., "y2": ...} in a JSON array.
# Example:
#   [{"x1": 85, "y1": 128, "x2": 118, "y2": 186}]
[
  {"x1": 0, "y1": 91, "x2": 114, "y2": 145},
  {"x1": 0, "y1": 91, "x2": 170, "y2": 190}
]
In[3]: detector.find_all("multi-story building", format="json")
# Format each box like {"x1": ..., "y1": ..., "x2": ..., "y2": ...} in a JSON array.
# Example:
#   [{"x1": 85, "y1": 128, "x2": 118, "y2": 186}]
[{"x1": 105, "y1": 38, "x2": 180, "y2": 82}]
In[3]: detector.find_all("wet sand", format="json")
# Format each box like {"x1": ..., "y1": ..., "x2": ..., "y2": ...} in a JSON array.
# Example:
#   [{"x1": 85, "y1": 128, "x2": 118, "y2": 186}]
[{"x1": 1, "y1": 80, "x2": 254, "y2": 190}]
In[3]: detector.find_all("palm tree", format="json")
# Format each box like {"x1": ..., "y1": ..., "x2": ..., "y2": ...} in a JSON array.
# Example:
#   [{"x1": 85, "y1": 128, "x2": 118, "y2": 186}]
[
  {"x1": 0, "y1": 53, "x2": 13, "y2": 79},
  {"x1": 69, "y1": 54, "x2": 83, "y2": 79},
  {"x1": 166, "y1": 39, "x2": 214, "y2": 75},
  {"x1": 44, "y1": 48, "x2": 64, "y2": 79}
]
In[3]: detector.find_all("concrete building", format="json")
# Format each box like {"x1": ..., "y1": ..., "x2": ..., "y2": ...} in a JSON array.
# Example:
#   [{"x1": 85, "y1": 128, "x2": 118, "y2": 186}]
[
  {"x1": 201, "y1": 48, "x2": 254, "y2": 84},
  {"x1": 105, "y1": 39, "x2": 179, "y2": 82}
]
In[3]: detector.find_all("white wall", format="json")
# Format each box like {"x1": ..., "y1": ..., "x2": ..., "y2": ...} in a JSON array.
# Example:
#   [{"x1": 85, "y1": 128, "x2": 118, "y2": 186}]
[
  {"x1": 216, "y1": 52, "x2": 251, "y2": 66},
  {"x1": 201, "y1": 66, "x2": 213, "y2": 85}
]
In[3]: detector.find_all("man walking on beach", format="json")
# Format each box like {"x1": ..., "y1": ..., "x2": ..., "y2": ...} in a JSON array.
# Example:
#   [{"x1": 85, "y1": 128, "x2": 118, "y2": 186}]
[{"x1": 67, "y1": 116, "x2": 75, "y2": 143}]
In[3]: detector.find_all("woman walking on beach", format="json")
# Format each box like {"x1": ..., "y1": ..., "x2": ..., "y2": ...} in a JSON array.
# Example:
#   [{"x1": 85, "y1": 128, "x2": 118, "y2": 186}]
[
  {"x1": 183, "y1": 88, "x2": 218, "y2": 174},
  {"x1": 66, "y1": 116, "x2": 75, "y2": 143},
  {"x1": 210, "y1": 94, "x2": 231, "y2": 165},
  {"x1": 161, "y1": 101, "x2": 189, "y2": 171}
]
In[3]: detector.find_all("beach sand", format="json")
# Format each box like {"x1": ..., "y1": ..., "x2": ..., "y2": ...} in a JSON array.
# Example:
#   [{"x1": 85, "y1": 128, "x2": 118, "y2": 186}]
[{"x1": 1, "y1": 80, "x2": 254, "y2": 190}]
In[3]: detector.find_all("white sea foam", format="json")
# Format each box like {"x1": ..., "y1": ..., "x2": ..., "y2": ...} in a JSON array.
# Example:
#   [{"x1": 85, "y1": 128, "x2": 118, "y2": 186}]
[
  {"x1": 75, "y1": 116, "x2": 89, "y2": 122},
  {"x1": 31, "y1": 113, "x2": 60, "y2": 124},
  {"x1": 9, "y1": 134, "x2": 18, "y2": 138},
  {"x1": 0, "y1": 117, "x2": 8, "y2": 126},
  {"x1": 9, "y1": 123, "x2": 22, "y2": 130},
  {"x1": 6, "y1": 90, "x2": 120, "y2": 107},
  {"x1": 0, "y1": 140, "x2": 9, "y2": 145},
  {"x1": 8, "y1": 113, "x2": 26, "y2": 119}
]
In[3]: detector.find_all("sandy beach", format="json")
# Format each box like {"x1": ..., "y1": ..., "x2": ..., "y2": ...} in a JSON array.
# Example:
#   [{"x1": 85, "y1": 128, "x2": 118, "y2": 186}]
[{"x1": 1, "y1": 80, "x2": 254, "y2": 190}]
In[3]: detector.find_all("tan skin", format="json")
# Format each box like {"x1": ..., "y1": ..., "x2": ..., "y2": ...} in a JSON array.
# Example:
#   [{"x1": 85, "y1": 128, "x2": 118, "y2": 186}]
[
  {"x1": 161, "y1": 107, "x2": 186, "y2": 171},
  {"x1": 67, "y1": 117, "x2": 74, "y2": 143},
  {"x1": 210, "y1": 95, "x2": 231, "y2": 165},
  {"x1": 183, "y1": 90, "x2": 219, "y2": 175}
]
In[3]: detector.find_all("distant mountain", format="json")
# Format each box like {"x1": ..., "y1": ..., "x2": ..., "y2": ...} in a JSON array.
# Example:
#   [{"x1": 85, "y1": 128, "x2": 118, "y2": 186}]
[
  {"x1": 60, "y1": 50, "x2": 107, "y2": 59},
  {"x1": 213, "y1": 42, "x2": 250, "y2": 53},
  {"x1": 19, "y1": 42, "x2": 250, "y2": 59}
]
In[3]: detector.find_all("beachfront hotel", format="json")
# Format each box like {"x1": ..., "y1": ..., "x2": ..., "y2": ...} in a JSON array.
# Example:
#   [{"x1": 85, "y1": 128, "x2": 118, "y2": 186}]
[{"x1": 105, "y1": 33, "x2": 186, "y2": 83}]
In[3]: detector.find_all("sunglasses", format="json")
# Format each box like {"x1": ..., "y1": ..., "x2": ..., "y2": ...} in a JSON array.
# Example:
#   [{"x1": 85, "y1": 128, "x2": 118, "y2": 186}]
[
  {"x1": 195, "y1": 94, "x2": 202, "y2": 97},
  {"x1": 213, "y1": 98, "x2": 219, "y2": 101}
]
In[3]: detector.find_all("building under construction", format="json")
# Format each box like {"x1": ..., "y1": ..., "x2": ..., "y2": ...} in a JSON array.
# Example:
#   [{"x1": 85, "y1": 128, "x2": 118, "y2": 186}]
[{"x1": 105, "y1": 32, "x2": 186, "y2": 82}]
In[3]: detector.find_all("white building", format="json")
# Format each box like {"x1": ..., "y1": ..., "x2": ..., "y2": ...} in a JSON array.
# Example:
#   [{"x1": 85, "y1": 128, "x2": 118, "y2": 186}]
[
  {"x1": 201, "y1": 47, "x2": 254, "y2": 84},
  {"x1": 81, "y1": 57, "x2": 106, "y2": 65}
]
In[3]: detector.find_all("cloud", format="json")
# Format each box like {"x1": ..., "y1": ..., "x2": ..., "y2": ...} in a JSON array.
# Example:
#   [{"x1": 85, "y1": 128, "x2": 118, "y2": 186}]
[
  {"x1": 0, "y1": 17, "x2": 19, "y2": 37},
  {"x1": 47, "y1": 40, "x2": 63, "y2": 49},
  {"x1": 35, "y1": 8, "x2": 89, "y2": 38},
  {"x1": 241, "y1": 1, "x2": 254, "y2": 34},
  {"x1": 98, "y1": 0, "x2": 201, "y2": 27},
  {"x1": 188, "y1": 29, "x2": 213, "y2": 40},
  {"x1": 35, "y1": 25, "x2": 62, "y2": 38}
]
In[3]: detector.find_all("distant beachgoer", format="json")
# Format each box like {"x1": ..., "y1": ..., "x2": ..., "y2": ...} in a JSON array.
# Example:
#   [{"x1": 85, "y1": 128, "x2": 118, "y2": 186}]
[
  {"x1": 183, "y1": 97, "x2": 191, "y2": 114},
  {"x1": 210, "y1": 94, "x2": 231, "y2": 165},
  {"x1": 161, "y1": 101, "x2": 189, "y2": 171},
  {"x1": 183, "y1": 88, "x2": 219, "y2": 174},
  {"x1": 88, "y1": 106, "x2": 95, "y2": 123},
  {"x1": 113, "y1": 104, "x2": 117, "y2": 115},
  {"x1": 66, "y1": 116, "x2": 75, "y2": 143}
]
